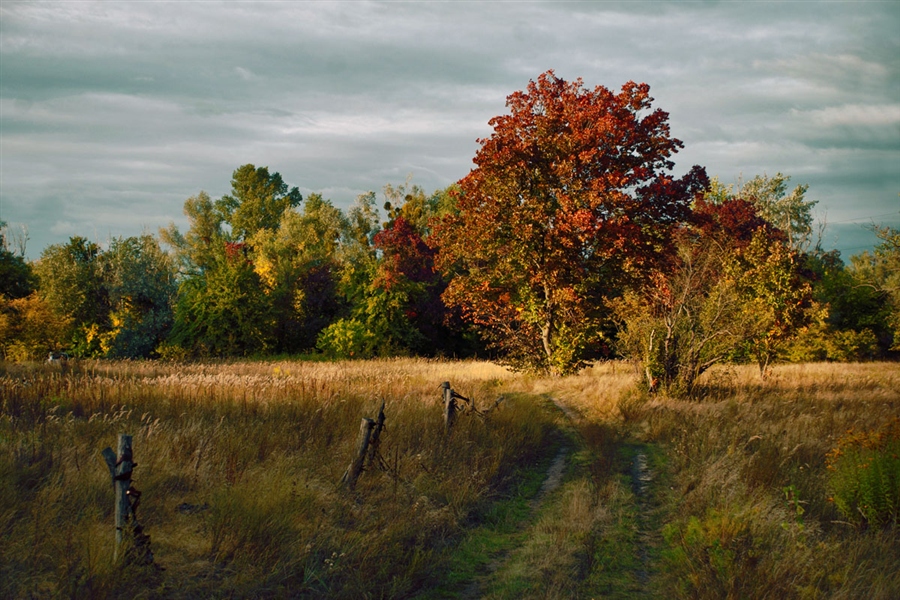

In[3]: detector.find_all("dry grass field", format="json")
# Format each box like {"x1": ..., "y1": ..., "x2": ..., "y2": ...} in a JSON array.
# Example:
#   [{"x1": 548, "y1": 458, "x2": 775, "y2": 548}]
[{"x1": 1, "y1": 359, "x2": 898, "y2": 598}]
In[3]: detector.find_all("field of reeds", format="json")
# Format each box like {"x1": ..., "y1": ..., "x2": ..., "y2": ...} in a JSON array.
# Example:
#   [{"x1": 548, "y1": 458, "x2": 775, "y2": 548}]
[
  {"x1": 1, "y1": 358, "x2": 563, "y2": 598},
  {"x1": 537, "y1": 362, "x2": 900, "y2": 599},
  {"x1": 2, "y1": 358, "x2": 899, "y2": 599}
]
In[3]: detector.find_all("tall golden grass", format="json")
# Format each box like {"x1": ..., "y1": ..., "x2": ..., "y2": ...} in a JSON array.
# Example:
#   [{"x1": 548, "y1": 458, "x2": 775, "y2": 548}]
[
  {"x1": 624, "y1": 362, "x2": 900, "y2": 599},
  {"x1": 0, "y1": 358, "x2": 556, "y2": 598},
  {"x1": 2, "y1": 359, "x2": 898, "y2": 598},
  {"x1": 476, "y1": 361, "x2": 900, "y2": 599}
]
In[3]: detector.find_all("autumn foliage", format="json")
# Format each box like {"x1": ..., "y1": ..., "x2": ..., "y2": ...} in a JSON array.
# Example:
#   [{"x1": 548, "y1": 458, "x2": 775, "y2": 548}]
[
  {"x1": 2, "y1": 74, "x2": 895, "y2": 373},
  {"x1": 435, "y1": 71, "x2": 707, "y2": 374}
]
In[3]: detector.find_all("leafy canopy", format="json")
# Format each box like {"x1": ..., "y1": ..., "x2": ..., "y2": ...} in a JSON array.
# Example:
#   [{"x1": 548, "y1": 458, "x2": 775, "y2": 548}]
[{"x1": 435, "y1": 70, "x2": 707, "y2": 374}]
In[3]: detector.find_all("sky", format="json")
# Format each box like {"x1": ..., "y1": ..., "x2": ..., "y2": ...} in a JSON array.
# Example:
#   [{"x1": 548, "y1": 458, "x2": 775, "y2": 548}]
[{"x1": 1, "y1": 0, "x2": 898, "y2": 260}]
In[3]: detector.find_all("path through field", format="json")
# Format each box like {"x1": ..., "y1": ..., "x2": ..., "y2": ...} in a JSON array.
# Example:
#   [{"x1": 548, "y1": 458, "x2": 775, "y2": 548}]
[
  {"x1": 432, "y1": 395, "x2": 666, "y2": 600},
  {"x1": 629, "y1": 448, "x2": 656, "y2": 590},
  {"x1": 457, "y1": 445, "x2": 570, "y2": 600}
]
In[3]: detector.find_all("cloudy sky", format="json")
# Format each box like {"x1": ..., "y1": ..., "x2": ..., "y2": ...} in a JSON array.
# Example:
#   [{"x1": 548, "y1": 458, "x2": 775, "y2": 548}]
[{"x1": 1, "y1": 0, "x2": 898, "y2": 260}]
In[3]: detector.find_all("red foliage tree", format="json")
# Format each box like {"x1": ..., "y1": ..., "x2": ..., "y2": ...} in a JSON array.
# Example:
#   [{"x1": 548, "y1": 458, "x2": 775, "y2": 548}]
[
  {"x1": 692, "y1": 197, "x2": 784, "y2": 249},
  {"x1": 434, "y1": 71, "x2": 707, "y2": 373},
  {"x1": 373, "y1": 217, "x2": 450, "y2": 353},
  {"x1": 373, "y1": 217, "x2": 437, "y2": 291}
]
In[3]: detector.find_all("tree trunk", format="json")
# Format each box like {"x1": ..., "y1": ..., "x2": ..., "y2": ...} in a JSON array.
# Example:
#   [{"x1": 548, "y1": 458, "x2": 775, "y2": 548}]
[{"x1": 541, "y1": 283, "x2": 557, "y2": 374}]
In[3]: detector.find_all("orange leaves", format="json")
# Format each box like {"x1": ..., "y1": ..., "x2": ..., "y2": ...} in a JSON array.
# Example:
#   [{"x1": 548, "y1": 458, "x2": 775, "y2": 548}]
[{"x1": 432, "y1": 71, "x2": 706, "y2": 373}]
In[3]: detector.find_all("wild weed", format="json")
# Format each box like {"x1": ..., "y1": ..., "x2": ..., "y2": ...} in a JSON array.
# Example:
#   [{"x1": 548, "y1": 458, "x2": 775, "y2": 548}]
[{"x1": 827, "y1": 417, "x2": 900, "y2": 529}]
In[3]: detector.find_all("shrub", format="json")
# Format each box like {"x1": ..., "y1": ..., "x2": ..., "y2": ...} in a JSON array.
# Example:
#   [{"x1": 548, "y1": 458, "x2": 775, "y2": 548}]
[
  {"x1": 784, "y1": 317, "x2": 879, "y2": 363},
  {"x1": 316, "y1": 317, "x2": 371, "y2": 358},
  {"x1": 827, "y1": 418, "x2": 900, "y2": 529},
  {"x1": 661, "y1": 508, "x2": 761, "y2": 599}
]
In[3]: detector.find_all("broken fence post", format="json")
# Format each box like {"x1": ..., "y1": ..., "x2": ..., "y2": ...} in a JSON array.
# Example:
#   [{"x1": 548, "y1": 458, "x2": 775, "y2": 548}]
[
  {"x1": 441, "y1": 381, "x2": 456, "y2": 434},
  {"x1": 366, "y1": 400, "x2": 386, "y2": 469},
  {"x1": 341, "y1": 417, "x2": 376, "y2": 490},
  {"x1": 102, "y1": 433, "x2": 133, "y2": 560},
  {"x1": 101, "y1": 433, "x2": 155, "y2": 566}
]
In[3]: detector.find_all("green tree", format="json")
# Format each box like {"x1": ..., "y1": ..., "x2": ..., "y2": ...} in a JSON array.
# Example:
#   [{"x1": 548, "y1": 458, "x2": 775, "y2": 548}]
[
  {"x1": 168, "y1": 246, "x2": 275, "y2": 357},
  {"x1": 33, "y1": 236, "x2": 108, "y2": 356},
  {"x1": 160, "y1": 191, "x2": 226, "y2": 275},
  {"x1": 99, "y1": 234, "x2": 177, "y2": 358},
  {"x1": 216, "y1": 164, "x2": 302, "y2": 240},
  {"x1": 0, "y1": 221, "x2": 36, "y2": 300},
  {"x1": 318, "y1": 182, "x2": 472, "y2": 360},
  {"x1": 785, "y1": 250, "x2": 884, "y2": 362},
  {"x1": 851, "y1": 225, "x2": 900, "y2": 350},
  {"x1": 737, "y1": 229, "x2": 814, "y2": 374},
  {"x1": 0, "y1": 293, "x2": 71, "y2": 361},
  {"x1": 250, "y1": 193, "x2": 348, "y2": 352},
  {"x1": 160, "y1": 166, "x2": 303, "y2": 357},
  {"x1": 337, "y1": 190, "x2": 381, "y2": 307},
  {"x1": 380, "y1": 178, "x2": 458, "y2": 234}
]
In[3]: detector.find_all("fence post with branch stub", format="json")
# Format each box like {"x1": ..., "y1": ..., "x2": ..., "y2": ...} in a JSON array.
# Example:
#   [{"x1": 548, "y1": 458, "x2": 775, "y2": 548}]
[
  {"x1": 366, "y1": 400, "x2": 386, "y2": 467},
  {"x1": 441, "y1": 381, "x2": 456, "y2": 434},
  {"x1": 441, "y1": 382, "x2": 505, "y2": 433},
  {"x1": 101, "y1": 433, "x2": 156, "y2": 566}
]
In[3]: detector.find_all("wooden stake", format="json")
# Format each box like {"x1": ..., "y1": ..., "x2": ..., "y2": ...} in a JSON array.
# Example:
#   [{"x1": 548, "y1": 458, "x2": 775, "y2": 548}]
[
  {"x1": 366, "y1": 400, "x2": 386, "y2": 469},
  {"x1": 441, "y1": 381, "x2": 456, "y2": 434},
  {"x1": 101, "y1": 434, "x2": 133, "y2": 560},
  {"x1": 341, "y1": 418, "x2": 375, "y2": 490}
]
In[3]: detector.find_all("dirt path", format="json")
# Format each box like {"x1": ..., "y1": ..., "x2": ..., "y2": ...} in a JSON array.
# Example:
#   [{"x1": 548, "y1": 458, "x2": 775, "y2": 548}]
[
  {"x1": 630, "y1": 449, "x2": 655, "y2": 587},
  {"x1": 458, "y1": 445, "x2": 569, "y2": 599},
  {"x1": 448, "y1": 397, "x2": 665, "y2": 599},
  {"x1": 531, "y1": 447, "x2": 568, "y2": 510},
  {"x1": 456, "y1": 399, "x2": 574, "y2": 599}
]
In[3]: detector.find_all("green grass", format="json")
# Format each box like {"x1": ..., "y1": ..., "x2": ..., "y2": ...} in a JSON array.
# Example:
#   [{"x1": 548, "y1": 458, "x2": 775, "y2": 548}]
[{"x1": 415, "y1": 426, "x2": 562, "y2": 598}]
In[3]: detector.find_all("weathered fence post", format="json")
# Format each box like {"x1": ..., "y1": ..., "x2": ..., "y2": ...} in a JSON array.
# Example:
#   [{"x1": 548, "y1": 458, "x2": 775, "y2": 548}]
[
  {"x1": 366, "y1": 400, "x2": 386, "y2": 467},
  {"x1": 441, "y1": 381, "x2": 456, "y2": 434},
  {"x1": 101, "y1": 434, "x2": 155, "y2": 566},
  {"x1": 341, "y1": 418, "x2": 376, "y2": 490},
  {"x1": 102, "y1": 434, "x2": 133, "y2": 560}
]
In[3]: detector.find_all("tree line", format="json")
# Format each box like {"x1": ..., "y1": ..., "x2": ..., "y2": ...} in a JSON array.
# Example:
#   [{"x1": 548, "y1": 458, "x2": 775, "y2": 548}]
[{"x1": 1, "y1": 71, "x2": 897, "y2": 389}]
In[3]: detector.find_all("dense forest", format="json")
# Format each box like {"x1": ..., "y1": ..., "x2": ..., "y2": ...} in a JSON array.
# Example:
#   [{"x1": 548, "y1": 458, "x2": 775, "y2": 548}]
[{"x1": 1, "y1": 72, "x2": 897, "y2": 391}]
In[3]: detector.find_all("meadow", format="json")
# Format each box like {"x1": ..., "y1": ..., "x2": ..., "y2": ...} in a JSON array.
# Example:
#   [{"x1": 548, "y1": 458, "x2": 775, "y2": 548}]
[{"x1": 1, "y1": 359, "x2": 898, "y2": 598}]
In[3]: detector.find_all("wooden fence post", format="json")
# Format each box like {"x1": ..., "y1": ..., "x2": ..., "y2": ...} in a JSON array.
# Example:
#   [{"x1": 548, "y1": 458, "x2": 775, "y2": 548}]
[
  {"x1": 101, "y1": 434, "x2": 155, "y2": 566},
  {"x1": 102, "y1": 434, "x2": 133, "y2": 560},
  {"x1": 341, "y1": 418, "x2": 376, "y2": 490},
  {"x1": 366, "y1": 400, "x2": 386, "y2": 468},
  {"x1": 441, "y1": 381, "x2": 456, "y2": 434}
]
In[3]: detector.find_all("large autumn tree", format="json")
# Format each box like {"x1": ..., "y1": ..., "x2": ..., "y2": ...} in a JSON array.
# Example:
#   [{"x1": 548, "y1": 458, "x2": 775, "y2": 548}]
[{"x1": 435, "y1": 71, "x2": 707, "y2": 374}]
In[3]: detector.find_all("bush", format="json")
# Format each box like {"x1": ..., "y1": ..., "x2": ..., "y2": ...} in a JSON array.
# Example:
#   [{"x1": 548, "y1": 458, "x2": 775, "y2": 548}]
[
  {"x1": 316, "y1": 318, "x2": 371, "y2": 358},
  {"x1": 827, "y1": 418, "x2": 900, "y2": 529},
  {"x1": 661, "y1": 508, "x2": 762, "y2": 599},
  {"x1": 784, "y1": 316, "x2": 879, "y2": 363}
]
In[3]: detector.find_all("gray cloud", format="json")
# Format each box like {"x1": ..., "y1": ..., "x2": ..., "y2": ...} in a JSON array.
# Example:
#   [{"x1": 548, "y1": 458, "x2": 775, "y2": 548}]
[{"x1": 1, "y1": 0, "x2": 898, "y2": 260}]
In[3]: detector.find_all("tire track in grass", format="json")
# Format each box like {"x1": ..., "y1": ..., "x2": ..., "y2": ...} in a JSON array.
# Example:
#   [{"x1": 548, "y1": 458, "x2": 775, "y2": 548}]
[
  {"x1": 423, "y1": 396, "x2": 666, "y2": 599},
  {"x1": 457, "y1": 445, "x2": 570, "y2": 600},
  {"x1": 595, "y1": 441, "x2": 664, "y2": 599},
  {"x1": 423, "y1": 397, "x2": 573, "y2": 600},
  {"x1": 630, "y1": 448, "x2": 654, "y2": 588}
]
